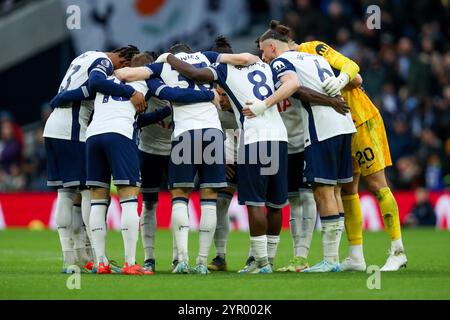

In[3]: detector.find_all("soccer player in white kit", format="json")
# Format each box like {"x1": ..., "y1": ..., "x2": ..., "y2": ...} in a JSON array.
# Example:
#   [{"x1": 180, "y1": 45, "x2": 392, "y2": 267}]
[
  {"x1": 245, "y1": 24, "x2": 357, "y2": 272},
  {"x1": 116, "y1": 44, "x2": 226, "y2": 274},
  {"x1": 44, "y1": 46, "x2": 143, "y2": 272},
  {"x1": 161, "y1": 44, "x2": 289, "y2": 274}
]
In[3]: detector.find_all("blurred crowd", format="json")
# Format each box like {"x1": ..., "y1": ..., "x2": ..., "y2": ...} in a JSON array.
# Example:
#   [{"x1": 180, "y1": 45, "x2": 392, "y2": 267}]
[
  {"x1": 279, "y1": 0, "x2": 450, "y2": 191},
  {"x1": 0, "y1": 108, "x2": 50, "y2": 192}
]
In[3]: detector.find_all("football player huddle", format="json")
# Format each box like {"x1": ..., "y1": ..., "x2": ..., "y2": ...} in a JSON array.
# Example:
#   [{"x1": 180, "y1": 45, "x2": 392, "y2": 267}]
[{"x1": 45, "y1": 20, "x2": 407, "y2": 275}]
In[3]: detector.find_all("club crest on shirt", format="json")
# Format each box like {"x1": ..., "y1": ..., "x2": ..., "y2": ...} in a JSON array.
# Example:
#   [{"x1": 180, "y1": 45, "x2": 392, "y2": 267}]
[
  {"x1": 101, "y1": 59, "x2": 111, "y2": 68},
  {"x1": 272, "y1": 60, "x2": 286, "y2": 72}
]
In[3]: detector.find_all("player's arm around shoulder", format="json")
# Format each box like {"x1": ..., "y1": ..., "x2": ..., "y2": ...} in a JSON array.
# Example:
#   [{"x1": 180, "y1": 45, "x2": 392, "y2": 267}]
[
  {"x1": 298, "y1": 40, "x2": 360, "y2": 96},
  {"x1": 115, "y1": 66, "x2": 152, "y2": 82},
  {"x1": 243, "y1": 62, "x2": 300, "y2": 118},
  {"x1": 165, "y1": 54, "x2": 214, "y2": 83},
  {"x1": 218, "y1": 53, "x2": 261, "y2": 66}
]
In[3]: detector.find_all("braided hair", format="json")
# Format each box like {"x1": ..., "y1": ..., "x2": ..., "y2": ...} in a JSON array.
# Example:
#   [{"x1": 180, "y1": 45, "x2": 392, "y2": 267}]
[
  {"x1": 168, "y1": 43, "x2": 192, "y2": 54},
  {"x1": 112, "y1": 44, "x2": 140, "y2": 62}
]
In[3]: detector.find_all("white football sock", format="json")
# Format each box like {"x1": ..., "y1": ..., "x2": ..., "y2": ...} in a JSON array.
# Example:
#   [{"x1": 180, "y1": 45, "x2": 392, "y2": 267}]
[
  {"x1": 171, "y1": 199, "x2": 190, "y2": 263},
  {"x1": 80, "y1": 189, "x2": 94, "y2": 261},
  {"x1": 298, "y1": 191, "x2": 317, "y2": 258},
  {"x1": 288, "y1": 194, "x2": 302, "y2": 257},
  {"x1": 172, "y1": 232, "x2": 178, "y2": 262},
  {"x1": 248, "y1": 245, "x2": 254, "y2": 259},
  {"x1": 90, "y1": 199, "x2": 109, "y2": 266},
  {"x1": 267, "y1": 235, "x2": 280, "y2": 265},
  {"x1": 215, "y1": 193, "x2": 232, "y2": 259},
  {"x1": 250, "y1": 235, "x2": 268, "y2": 268},
  {"x1": 120, "y1": 197, "x2": 139, "y2": 266},
  {"x1": 321, "y1": 215, "x2": 344, "y2": 264},
  {"x1": 197, "y1": 200, "x2": 217, "y2": 265},
  {"x1": 141, "y1": 201, "x2": 157, "y2": 261},
  {"x1": 55, "y1": 189, "x2": 76, "y2": 266},
  {"x1": 349, "y1": 244, "x2": 365, "y2": 261}
]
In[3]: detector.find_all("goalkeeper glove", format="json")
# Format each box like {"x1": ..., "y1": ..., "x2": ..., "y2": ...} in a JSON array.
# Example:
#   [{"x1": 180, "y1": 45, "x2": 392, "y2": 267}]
[{"x1": 322, "y1": 73, "x2": 350, "y2": 96}]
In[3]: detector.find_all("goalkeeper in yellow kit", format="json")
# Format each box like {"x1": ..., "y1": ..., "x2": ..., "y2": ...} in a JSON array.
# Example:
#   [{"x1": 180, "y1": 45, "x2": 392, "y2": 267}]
[{"x1": 289, "y1": 39, "x2": 407, "y2": 271}]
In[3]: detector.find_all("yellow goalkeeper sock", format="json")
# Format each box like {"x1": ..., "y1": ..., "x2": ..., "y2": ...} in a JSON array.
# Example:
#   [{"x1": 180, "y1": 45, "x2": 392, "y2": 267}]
[
  {"x1": 374, "y1": 187, "x2": 402, "y2": 241},
  {"x1": 342, "y1": 194, "x2": 363, "y2": 246}
]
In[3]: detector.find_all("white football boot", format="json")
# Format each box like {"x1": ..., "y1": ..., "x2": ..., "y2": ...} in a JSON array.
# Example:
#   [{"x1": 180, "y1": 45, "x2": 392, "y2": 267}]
[{"x1": 380, "y1": 250, "x2": 407, "y2": 271}]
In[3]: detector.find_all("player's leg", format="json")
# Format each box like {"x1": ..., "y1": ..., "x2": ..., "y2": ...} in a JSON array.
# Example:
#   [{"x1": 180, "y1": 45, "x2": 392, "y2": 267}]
[
  {"x1": 359, "y1": 114, "x2": 406, "y2": 271},
  {"x1": 195, "y1": 128, "x2": 227, "y2": 274},
  {"x1": 247, "y1": 205, "x2": 271, "y2": 272},
  {"x1": 364, "y1": 169, "x2": 407, "y2": 271},
  {"x1": 80, "y1": 188, "x2": 95, "y2": 267},
  {"x1": 196, "y1": 188, "x2": 218, "y2": 273},
  {"x1": 238, "y1": 141, "x2": 286, "y2": 274},
  {"x1": 139, "y1": 151, "x2": 168, "y2": 272},
  {"x1": 341, "y1": 169, "x2": 366, "y2": 271},
  {"x1": 89, "y1": 187, "x2": 110, "y2": 273},
  {"x1": 168, "y1": 130, "x2": 196, "y2": 273},
  {"x1": 45, "y1": 137, "x2": 80, "y2": 272},
  {"x1": 55, "y1": 188, "x2": 77, "y2": 272},
  {"x1": 278, "y1": 151, "x2": 303, "y2": 272},
  {"x1": 78, "y1": 140, "x2": 95, "y2": 268},
  {"x1": 210, "y1": 127, "x2": 238, "y2": 270},
  {"x1": 170, "y1": 187, "x2": 191, "y2": 273},
  {"x1": 106, "y1": 133, "x2": 151, "y2": 275},
  {"x1": 86, "y1": 134, "x2": 113, "y2": 273},
  {"x1": 141, "y1": 199, "x2": 157, "y2": 270},
  {"x1": 279, "y1": 151, "x2": 316, "y2": 272},
  {"x1": 265, "y1": 141, "x2": 288, "y2": 269},
  {"x1": 304, "y1": 184, "x2": 343, "y2": 272},
  {"x1": 71, "y1": 191, "x2": 91, "y2": 268},
  {"x1": 302, "y1": 135, "x2": 351, "y2": 273},
  {"x1": 117, "y1": 185, "x2": 150, "y2": 274},
  {"x1": 236, "y1": 142, "x2": 270, "y2": 273},
  {"x1": 208, "y1": 186, "x2": 234, "y2": 271},
  {"x1": 297, "y1": 187, "x2": 316, "y2": 266}
]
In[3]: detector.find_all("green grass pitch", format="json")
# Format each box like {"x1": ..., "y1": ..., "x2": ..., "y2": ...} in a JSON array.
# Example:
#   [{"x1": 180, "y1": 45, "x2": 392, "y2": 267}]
[{"x1": 1, "y1": 228, "x2": 449, "y2": 300}]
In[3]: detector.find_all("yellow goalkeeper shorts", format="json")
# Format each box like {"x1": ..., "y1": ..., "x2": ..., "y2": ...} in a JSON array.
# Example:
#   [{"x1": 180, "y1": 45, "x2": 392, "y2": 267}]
[{"x1": 352, "y1": 112, "x2": 392, "y2": 176}]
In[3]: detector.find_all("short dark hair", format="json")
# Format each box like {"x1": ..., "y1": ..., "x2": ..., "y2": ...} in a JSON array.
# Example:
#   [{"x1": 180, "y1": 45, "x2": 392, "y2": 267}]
[
  {"x1": 169, "y1": 43, "x2": 192, "y2": 54},
  {"x1": 112, "y1": 44, "x2": 140, "y2": 62},
  {"x1": 258, "y1": 20, "x2": 292, "y2": 43},
  {"x1": 212, "y1": 35, "x2": 233, "y2": 54}
]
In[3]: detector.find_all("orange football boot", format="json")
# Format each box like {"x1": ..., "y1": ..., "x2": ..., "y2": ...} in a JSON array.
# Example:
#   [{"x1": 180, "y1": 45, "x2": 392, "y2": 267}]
[
  {"x1": 122, "y1": 263, "x2": 154, "y2": 275},
  {"x1": 84, "y1": 261, "x2": 94, "y2": 271},
  {"x1": 96, "y1": 262, "x2": 112, "y2": 274}
]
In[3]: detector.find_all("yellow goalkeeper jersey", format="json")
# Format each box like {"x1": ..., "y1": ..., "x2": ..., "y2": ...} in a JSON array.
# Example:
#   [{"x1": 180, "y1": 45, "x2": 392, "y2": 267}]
[{"x1": 297, "y1": 41, "x2": 379, "y2": 127}]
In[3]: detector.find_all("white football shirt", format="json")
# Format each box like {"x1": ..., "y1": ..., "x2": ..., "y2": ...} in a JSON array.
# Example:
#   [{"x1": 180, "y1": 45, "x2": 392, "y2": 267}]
[
  {"x1": 271, "y1": 51, "x2": 356, "y2": 148},
  {"x1": 43, "y1": 51, "x2": 112, "y2": 142},
  {"x1": 146, "y1": 52, "x2": 222, "y2": 138},
  {"x1": 208, "y1": 61, "x2": 288, "y2": 146},
  {"x1": 86, "y1": 76, "x2": 148, "y2": 141}
]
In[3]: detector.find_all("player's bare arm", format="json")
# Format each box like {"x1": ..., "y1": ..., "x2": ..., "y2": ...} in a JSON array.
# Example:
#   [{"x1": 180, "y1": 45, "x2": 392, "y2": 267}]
[
  {"x1": 218, "y1": 53, "x2": 261, "y2": 66},
  {"x1": 166, "y1": 54, "x2": 215, "y2": 83},
  {"x1": 115, "y1": 66, "x2": 151, "y2": 82}
]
